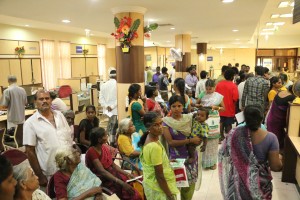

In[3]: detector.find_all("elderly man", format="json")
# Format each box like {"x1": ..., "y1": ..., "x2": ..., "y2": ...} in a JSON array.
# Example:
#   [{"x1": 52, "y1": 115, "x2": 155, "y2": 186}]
[
  {"x1": 99, "y1": 70, "x2": 118, "y2": 146},
  {"x1": 0, "y1": 75, "x2": 27, "y2": 131},
  {"x1": 23, "y1": 89, "x2": 73, "y2": 187},
  {"x1": 63, "y1": 110, "x2": 75, "y2": 141}
]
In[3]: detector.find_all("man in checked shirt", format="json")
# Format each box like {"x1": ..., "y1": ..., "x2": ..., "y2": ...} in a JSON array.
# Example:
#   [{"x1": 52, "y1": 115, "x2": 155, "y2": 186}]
[{"x1": 241, "y1": 66, "x2": 269, "y2": 112}]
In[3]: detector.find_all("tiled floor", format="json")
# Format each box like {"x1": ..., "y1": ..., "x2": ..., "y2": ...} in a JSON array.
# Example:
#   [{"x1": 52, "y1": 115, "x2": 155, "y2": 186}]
[{"x1": 192, "y1": 167, "x2": 300, "y2": 200}]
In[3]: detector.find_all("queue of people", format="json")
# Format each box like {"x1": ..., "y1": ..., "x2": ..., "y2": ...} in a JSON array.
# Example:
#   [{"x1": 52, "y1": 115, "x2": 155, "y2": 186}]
[{"x1": 0, "y1": 63, "x2": 296, "y2": 200}]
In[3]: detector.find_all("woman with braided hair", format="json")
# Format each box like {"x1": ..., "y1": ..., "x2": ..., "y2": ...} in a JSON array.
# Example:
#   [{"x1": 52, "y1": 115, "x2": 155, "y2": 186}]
[{"x1": 173, "y1": 78, "x2": 191, "y2": 113}]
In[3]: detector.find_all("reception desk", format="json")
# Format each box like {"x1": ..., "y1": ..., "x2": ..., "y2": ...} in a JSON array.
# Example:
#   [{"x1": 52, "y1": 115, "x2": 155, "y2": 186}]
[{"x1": 0, "y1": 109, "x2": 36, "y2": 128}]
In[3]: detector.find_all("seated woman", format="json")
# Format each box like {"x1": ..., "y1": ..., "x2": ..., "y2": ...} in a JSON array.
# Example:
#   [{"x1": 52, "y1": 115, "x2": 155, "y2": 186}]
[
  {"x1": 53, "y1": 146, "x2": 105, "y2": 200},
  {"x1": 146, "y1": 87, "x2": 164, "y2": 116},
  {"x1": 219, "y1": 105, "x2": 282, "y2": 200},
  {"x1": 0, "y1": 155, "x2": 17, "y2": 200},
  {"x1": 117, "y1": 118, "x2": 142, "y2": 170},
  {"x1": 12, "y1": 159, "x2": 51, "y2": 200},
  {"x1": 79, "y1": 105, "x2": 100, "y2": 146},
  {"x1": 85, "y1": 127, "x2": 141, "y2": 200}
]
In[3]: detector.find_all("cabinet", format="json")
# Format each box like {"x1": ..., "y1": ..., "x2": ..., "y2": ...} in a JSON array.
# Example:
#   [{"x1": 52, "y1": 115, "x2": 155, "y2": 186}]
[
  {"x1": 86, "y1": 58, "x2": 98, "y2": 76},
  {"x1": 20, "y1": 58, "x2": 42, "y2": 85},
  {"x1": 0, "y1": 59, "x2": 22, "y2": 87},
  {"x1": 71, "y1": 57, "x2": 98, "y2": 77}
]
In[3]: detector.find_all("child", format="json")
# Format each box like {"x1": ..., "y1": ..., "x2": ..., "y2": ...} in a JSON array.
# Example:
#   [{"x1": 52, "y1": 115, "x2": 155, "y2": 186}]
[{"x1": 187, "y1": 107, "x2": 209, "y2": 163}]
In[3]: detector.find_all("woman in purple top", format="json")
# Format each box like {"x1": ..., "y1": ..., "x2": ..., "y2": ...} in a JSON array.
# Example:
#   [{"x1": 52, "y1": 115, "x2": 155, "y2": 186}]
[
  {"x1": 219, "y1": 105, "x2": 282, "y2": 200},
  {"x1": 162, "y1": 95, "x2": 201, "y2": 200}
]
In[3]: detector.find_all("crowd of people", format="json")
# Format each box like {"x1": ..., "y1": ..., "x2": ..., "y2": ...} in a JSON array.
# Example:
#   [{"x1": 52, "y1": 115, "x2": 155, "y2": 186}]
[{"x1": 0, "y1": 62, "x2": 297, "y2": 200}]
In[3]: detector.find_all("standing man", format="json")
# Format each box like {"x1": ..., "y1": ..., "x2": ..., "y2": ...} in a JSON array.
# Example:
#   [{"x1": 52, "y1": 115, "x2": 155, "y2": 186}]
[
  {"x1": 145, "y1": 66, "x2": 153, "y2": 85},
  {"x1": 185, "y1": 66, "x2": 198, "y2": 98},
  {"x1": 195, "y1": 70, "x2": 208, "y2": 99},
  {"x1": 152, "y1": 66, "x2": 161, "y2": 83},
  {"x1": 216, "y1": 69, "x2": 239, "y2": 141},
  {"x1": 158, "y1": 67, "x2": 169, "y2": 102},
  {"x1": 241, "y1": 66, "x2": 269, "y2": 112},
  {"x1": 23, "y1": 89, "x2": 73, "y2": 187},
  {"x1": 216, "y1": 65, "x2": 230, "y2": 84},
  {"x1": 99, "y1": 70, "x2": 118, "y2": 146},
  {"x1": 0, "y1": 75, "x2": 27, "y2": 131},
  {"x1": 169, "y1": 65, "x2": 176, "y2": 92}
]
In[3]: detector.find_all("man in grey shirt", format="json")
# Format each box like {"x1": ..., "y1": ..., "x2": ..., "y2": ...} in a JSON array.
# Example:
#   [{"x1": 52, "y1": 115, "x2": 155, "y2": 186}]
[{"x1": 0, "y1": 75, "x2": 27, "y2": 130}]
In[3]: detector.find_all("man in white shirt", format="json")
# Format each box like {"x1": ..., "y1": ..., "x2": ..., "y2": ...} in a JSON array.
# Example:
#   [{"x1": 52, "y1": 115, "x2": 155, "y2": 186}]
[
  {"x1": 195, "y1": 71, "x2": 208, "y2": 98},
  {"x1": 23, "y1": 89, "x2": 73, "y2": 187},
  {"x1": 99, "y1": 70, "x2": 118, "y2": 146}
]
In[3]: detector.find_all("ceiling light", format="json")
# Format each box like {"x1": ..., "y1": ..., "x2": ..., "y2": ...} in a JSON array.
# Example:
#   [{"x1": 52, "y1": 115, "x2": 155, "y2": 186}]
[
  {"x1": 62, "y1": 19, "x2": 71, "y2": 23},
  {"x1": 25, "y1": 25, "x2": 29, "y2": 27},
  {"x1": 170, "y1": 27, "x2": 175, "y2": 30},
  {"x1": 232, "y1": 29, "x2": 239, "y2": 32},
  {"x1": 290, "y1": 2, "x2": 295, "y2": 6},
  {"x1": 278, "y1": 1, "x2": 290, "y2": 8},
  {"x1": 266, "y1": 22, "x2": 273, "y2": 26},
  {"x1": 85, "y1": 29, "x2": 91, "y2": 37},
  {"x1": 221, "y1": 0, "x2": 234, "y2": 3},
  {"x1": 271, "y1": 14, "x2": 280, "y2": 18},
  {"x1": 280, "y1": 13, "x2": 293, "y2": 18},
  {"x1": 273, "y1": 22, "x2": 285, "y2": 26},
  {"x1": 262, "y1": 28, "x2": 275, "y2": 31},
  {"x1": 260, "y1": 32, "x2": 274, "y2": 35}
]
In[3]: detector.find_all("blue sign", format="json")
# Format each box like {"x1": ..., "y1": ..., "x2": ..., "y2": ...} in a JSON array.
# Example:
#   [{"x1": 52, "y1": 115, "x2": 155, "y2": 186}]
[
  {"x1": 207, "y1": 56, "x2": 213, "y2": 61},
  {"x1": 76, "y1": 46, "x2": 83, "y2": 53}
]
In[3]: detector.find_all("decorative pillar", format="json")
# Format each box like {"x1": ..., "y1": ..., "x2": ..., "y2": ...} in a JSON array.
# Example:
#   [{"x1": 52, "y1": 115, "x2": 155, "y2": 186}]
[
  {"x1": 197, "y1": 42, "x2": 207, "y2": 74},
  {"x1": 112, "y1": 6, "x2": 146, "y2": 120},
  {"x1": 175, "y1": 34, "x2": 191, "y2": 78}
]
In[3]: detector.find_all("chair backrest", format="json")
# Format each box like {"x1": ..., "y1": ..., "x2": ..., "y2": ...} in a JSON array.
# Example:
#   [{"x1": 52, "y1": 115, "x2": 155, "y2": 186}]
[
  {"x1": 58, "y1": 85, "x2": 72, "y2": 98},
  {"x1": 2, "y1": 149, "x2": 27, "y2": 165},
  {"x1": 47, "y1": 175, "x2": 56, "y2": 198},
  {"x1": 0, "y1": 128, "x2": 6, "y2": 152}
]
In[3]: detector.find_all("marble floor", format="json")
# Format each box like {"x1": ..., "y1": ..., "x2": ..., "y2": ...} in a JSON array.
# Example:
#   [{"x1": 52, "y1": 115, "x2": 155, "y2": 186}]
[{"x1": 192, "y1": 167, "x2": 300, "y2": 200}]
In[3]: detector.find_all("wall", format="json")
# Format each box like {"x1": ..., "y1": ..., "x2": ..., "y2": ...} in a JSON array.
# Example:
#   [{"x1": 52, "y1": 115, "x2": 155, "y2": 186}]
[{"x1": 0, "y1": 23, "x2": 109, "y2": 85}]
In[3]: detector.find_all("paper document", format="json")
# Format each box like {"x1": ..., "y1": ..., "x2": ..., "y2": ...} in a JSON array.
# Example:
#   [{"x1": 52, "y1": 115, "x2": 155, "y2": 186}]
[
  {"x1": 235, "y1": 111, "x2": 245, "y2": 124},
  {"x1": 126, "y1": 175, "x2": 143, "y2": 183},
  {"x1": 104, "y1": 110, "x2": 113, "y2": 117}
]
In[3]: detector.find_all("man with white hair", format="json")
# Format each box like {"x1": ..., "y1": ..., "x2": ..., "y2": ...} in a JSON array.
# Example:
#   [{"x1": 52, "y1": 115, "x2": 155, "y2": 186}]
[
  {"x1": 99, "y1": 70, "x2": 118, "y2": 146},
  {"x1": 0, "y1": 75, "x2": 27, "y2": 131}
]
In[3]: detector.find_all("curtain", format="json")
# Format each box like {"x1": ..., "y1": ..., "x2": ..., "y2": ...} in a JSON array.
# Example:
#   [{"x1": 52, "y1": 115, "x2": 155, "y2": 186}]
[
  {"x1": 97, "y1": 44, "x2": 106, "y2": 80},
  {"x1": 59, "y1": 42, "x2": 71, "y2": 78},
  {"x1": 41, "y1": 40, "x2": 55, "y2": 90}
]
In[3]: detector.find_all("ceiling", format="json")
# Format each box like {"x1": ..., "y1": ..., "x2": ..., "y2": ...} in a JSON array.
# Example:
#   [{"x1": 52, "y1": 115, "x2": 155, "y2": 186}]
[{"x1": 0, "y1": 0, "x2": 299, "y2": 49}]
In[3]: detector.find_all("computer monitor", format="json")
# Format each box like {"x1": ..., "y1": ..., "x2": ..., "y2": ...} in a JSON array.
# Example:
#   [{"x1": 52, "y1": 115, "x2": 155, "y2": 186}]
[{"x1": 26, "y1": 95, "x2": 35, "y2": 109}]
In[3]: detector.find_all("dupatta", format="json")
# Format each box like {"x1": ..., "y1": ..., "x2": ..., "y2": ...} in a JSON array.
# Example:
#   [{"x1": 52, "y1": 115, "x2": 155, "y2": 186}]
[{"x1": 218, "y1": 126, "x2": 273, "y2": 200}]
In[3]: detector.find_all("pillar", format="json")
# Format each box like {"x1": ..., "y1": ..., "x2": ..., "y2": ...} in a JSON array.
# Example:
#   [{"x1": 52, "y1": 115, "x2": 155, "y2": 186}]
[
  {"x1": 197, "y1": 42, "x2": 208, "y2": 75},
  {"x1": 175, "y1": 34, "x2": 191, "y2": 78},
  {"x1": 112, "y1": 6, "x2": 146, "y2": 120}
]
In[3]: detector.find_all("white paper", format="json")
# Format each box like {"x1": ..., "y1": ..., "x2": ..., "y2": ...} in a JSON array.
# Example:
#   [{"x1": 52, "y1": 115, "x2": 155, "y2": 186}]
[
  {"x1": 235, "y1": 111, "x2": 245, "y2": 124},
  {"x1": 126, "y1": 175, "x2": 143, "y2": 183},
  {"x1": 104, "y1": 110, "x2": 113, "y2": 117}
]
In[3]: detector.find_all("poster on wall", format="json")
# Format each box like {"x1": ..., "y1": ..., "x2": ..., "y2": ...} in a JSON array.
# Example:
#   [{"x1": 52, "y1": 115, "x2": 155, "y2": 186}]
[{"x1": 76, "y1": 46, "x2": 83, "y2": 53}]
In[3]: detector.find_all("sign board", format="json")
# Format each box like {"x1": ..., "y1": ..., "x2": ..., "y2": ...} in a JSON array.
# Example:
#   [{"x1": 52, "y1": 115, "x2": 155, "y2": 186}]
[
  {"x1": 207, "y1": 56, "x2": 213, "y2": 61},
  {"x1": 76, "y1": 46, "x2": 83, "y2": 53}
]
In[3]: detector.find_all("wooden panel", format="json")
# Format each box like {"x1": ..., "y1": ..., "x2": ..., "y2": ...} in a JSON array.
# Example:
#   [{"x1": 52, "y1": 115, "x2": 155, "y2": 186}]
[
  {"x1": 21, "y1": 59, "x2": 32, "y2": 85},
  {"x1": 287, "y1": 104, "x2": 300, "y2": 137},
  {"x1": 19, "y1": 41, "x2": 40, "y2": 55},
  {"x1": 32, "y1": 59, "x2": 42, "y2": 84},
  {"x1": 88, "y1": 75, "x2": 100, "y2": 84},
  {"x1": 85, "y1": 57, "x2": 98, "y2": 76},
  {"x1": 84, "y1": 44, "x2": 97, "y2": 55},
  {"x1": 0, "y1": 40, "x2": 18, "y2": 55},
  {"x1": 71, "y1": 43, "x2": 84, "y2": 55},
  {"x1": 9, "y1": 59, "x2": 22, "y2": 86},
  {"x1": 275, "y1": 49, "x2": 297, "y2": 56},
  {"x1": 256, "y1": 49, "x2": 274, "y2": 56},
  {"x1": 71, "y1": 58, "x2": 86, "y2": 77},
  {"x1": 0, "y1": 59, "x2": 10, "y2": 87}
]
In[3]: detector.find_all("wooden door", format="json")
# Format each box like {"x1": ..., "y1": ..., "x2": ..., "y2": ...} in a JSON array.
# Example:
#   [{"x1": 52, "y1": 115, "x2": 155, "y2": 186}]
[
  {"x1": 9, "y1": 59, "x2": 22, "y2": 86},
  {"x1": 0, "y1": 59, "x2": 10, "y2": 87},
  {"x1": 85, "y1": 57, "x2": 98, "y2": 76},
  {"x1": 71, "y1": 58, "x2": 86, "y2": 77},
  {"x1": 21, "y1": 59, "x2": 33, "y2": 85},
  {"x1": 32, "y1": 59, "x2": 42, "y2": 84}
]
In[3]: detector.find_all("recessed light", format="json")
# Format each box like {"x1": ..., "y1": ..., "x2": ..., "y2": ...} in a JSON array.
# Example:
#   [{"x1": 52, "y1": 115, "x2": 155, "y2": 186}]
[
  {"x1": 221, "y1": 0, "x2": 234, "y2": 3},
  {"x1": 271, "y1": 14, "x2": 280, "y2": 18},
  {"x1": 280, "y1": 13, "x2": 293, "y2": 18},
  {"x1": 62, "y1": 19, "x2": 71, "y2": 23},
  {"x1": 25, "y1": 25, "x2": 29, "y2": 27},
  {"x1": 266, "y1": 22, "x2": 273, "y2": 26},
  {"x1": 262, "y1": 28, "x2": 275, "y2": 31},
  {"x1": 232, "y1": 29, "x2": 239, "y2": 32},
  {"x1": 273, "y1": 22, "x2": 285, "y2": 26},
  {"x1": 170, "y1": 27, "x2": 175, "y2": 30},
  {"x1": 278, "y1": 1, "x2": 290, "y2": 8}
]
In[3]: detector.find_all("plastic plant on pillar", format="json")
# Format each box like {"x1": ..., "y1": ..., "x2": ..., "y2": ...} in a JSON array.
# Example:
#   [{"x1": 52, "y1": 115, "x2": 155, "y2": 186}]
[{"x1": 111, "y1": 16, "x2": 140, "y2": 53}]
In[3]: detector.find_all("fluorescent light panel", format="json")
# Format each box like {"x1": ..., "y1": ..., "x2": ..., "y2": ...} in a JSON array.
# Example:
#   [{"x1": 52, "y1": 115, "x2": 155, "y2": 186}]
[
  {"x1": 62, "y1": 19, "x2": 71, "y2": 23},
  {"x1": 222, "y1": 0, "x2": 234, "y2": 3},
  {"x1": 278, "y1": 1, "x2": 290, "y2": 8},
  {"x1": 273, "y1": 22, "x2": 285, "y2": 26},
  {"x1": 280, "y1": 13, "x2": 293, "y2": 18},
  {"x1": 232, "y1": 29, "x2": 239, "y2": 32},
  {"x1": 271, "y1": 14, "x2": 280, "y2": 18},
  {"x1": 263, "y1": 28, "x2": 275, "y2": 31}
]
